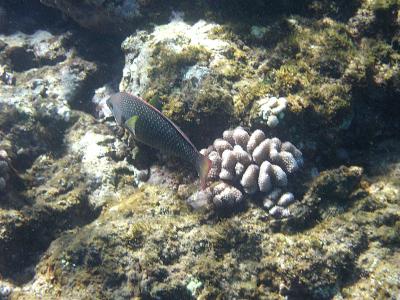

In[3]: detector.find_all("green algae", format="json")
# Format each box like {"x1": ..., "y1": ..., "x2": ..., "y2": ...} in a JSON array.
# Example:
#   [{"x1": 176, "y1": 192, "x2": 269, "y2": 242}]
[
  {"x1": 369, "y1": 0, "x2": 399, "y2": 11},
  {"x1": 264, "y1": 19, "x2": 356, "y2": 129},
  {"x1": 271, "y1": 62, "x2": 314, "y2": 94},
  {"x1": 234, "y1": 80, "x2": 271, "y2": 119},
  {"x1": 162, "y1": 75, "x2": 234, "y2": 144},
  {"x1": 145, "y1": 43, "x2": 211, "y2": 98},
  {"x1": 198, "y1": 15, "x2": 366, "y2": 146},
  {"x1": 120, "y1": 14, "x2": 378, "y2": 145}
]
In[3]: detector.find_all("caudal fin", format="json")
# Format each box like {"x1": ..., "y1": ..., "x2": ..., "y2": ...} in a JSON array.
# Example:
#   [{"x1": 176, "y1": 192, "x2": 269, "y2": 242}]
[{"x1": 196, "y1": 153, "x2": 211, "y2": 190}]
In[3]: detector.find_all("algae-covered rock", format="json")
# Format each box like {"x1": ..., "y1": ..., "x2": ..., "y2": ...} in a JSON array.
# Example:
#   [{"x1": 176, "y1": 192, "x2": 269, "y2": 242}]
[
  {"x1": 119, "y1": 20, "x2": 237, "y2": 144},
  {"x1": 118, "y1": 10, "x2": 399, "y2": 158},
  {"x1": 283, "y1": 165, "x2": 363, "y2": 231},
  {"x1": 119, "y1": 19, "x2": 275, "y2": 144},
  {"x1": 0, "y1": 29, "x2": 100, "y2": 189},
  {"x1": 0, "y1": 26, "x2": 140, "y2": 286},
  {"x1": 258, "y1": 17, "x2": 357, "y2": 148},
  {"x1": 0, "y1": 30, "x2": 68, "y2": 70},
  {"x1": 5, "y1": 139, "x2": 399, "y2": 299},
  {"x1": 0, "y1": 111, "x2": 146, "y2": 281},
  {"x1": 0, "y1": 30, "x2": 97, "y2": 121},
  {"x1": 9, "y1": 149, "x2": 399, "y2": 299}
]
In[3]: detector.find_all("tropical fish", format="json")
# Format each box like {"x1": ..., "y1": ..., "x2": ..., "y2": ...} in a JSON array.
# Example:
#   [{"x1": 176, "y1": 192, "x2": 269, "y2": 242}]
[{"x1": 107, "y1": 92, "x2": 211, "y2": 189}]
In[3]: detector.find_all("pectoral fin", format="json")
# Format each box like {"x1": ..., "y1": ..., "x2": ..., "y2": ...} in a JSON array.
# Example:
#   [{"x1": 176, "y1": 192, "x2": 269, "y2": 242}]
[{"x1": 124, "y1": 115, "x2": 139, "y2": 136}]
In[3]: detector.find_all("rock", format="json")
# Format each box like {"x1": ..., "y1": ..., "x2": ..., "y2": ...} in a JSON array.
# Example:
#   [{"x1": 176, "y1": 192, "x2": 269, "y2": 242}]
[
  {"x1": 0, "y1": 30, "x2": 69, "y2": 70},
  {"x1": 0, "y1": 111, "x2": 147, "y2": 280},
  {"x1": 91, "y1": 84, "x2": 116, "y2": 118},
  {"x1": 0, "y1": 29, "x2": 99, "y2": 178},
  {"x1": 119, "y1": 19, "x2": 241, "y2": 144},
  {"x1": 40, "y1": 0, "x2": 172, "y2": 34},
  {"x1": 0, "y1": 26, "x2": 143, "y2": 284},
  {"x1": 66, "y1": 114, "x2": 141, "y2": 209},
  {"x1": 4, "y1": 114, "x2": 400, "y2": 300},
  {"x1": 0, "y1": 30, "x2": 97, "y2": 121},
  {"x1": 0, "y1": 282, "x2": 12, "y2": 298},
  {"x1": 284, "y1": 166, "x2": 363, "y2": 230},
  {"x1": 11, "y1": 169, "x2": 399, "y2": 300}
]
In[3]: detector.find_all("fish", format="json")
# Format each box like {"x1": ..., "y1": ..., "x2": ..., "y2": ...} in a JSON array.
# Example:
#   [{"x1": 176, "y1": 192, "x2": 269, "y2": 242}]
[{"x1": 106, "y1": 92, "x2": 211, "y2": 189}]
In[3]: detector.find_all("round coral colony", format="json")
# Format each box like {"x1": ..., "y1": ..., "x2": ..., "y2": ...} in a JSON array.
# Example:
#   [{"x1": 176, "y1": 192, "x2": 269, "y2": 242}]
[{"x1": 200, "y1": 126, "x2": 303, "y2": 218}]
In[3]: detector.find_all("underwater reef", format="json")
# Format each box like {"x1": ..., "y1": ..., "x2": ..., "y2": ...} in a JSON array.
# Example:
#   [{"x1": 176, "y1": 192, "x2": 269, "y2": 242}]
[{"x1": 0, "y1": 0, "x2": 399, "y2": 299}]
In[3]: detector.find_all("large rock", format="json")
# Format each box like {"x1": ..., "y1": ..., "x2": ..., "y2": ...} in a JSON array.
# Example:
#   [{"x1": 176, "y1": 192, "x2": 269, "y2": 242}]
[
  {"x1": 0, "y1": 30, "x2": 99, "y2": 157},
  {"x1": 0, "y1": 29, "x2": 144, "y2": 283},
  {"x1": 282, "y1": 165, "x2": 364, "y2": 231},
  {"x1": 0, "y1": 30, "x2": 97, "y2": 122},
  {"x1": 40, "y1": 0, "x2": 168, "y2": 34},
  {"x1": 119, "y1": 19, "x2": 270, "y2": 145},
  {"x1": 0, "y1": 110, "x2": 148, "y2": 281},
  {"x1": 0, "y1": 29, "x2": 99, "y2": 181}
]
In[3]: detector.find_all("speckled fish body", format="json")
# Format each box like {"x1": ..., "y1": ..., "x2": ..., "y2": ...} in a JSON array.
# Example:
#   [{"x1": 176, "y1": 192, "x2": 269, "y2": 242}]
[{"x1": 107, "y1": 92, "x2": 211, "y2": 189}]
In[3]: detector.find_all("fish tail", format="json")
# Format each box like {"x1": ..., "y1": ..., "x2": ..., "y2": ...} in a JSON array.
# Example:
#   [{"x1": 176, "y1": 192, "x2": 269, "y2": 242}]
[{"x1": 196, "y1": 153, "x2": 211, "y2": 190}]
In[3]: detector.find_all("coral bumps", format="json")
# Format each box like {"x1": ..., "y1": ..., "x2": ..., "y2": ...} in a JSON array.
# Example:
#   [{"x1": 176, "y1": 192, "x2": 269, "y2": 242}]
[{"x1": 200, "y1": 127, "x2": 303, "y2": 218}]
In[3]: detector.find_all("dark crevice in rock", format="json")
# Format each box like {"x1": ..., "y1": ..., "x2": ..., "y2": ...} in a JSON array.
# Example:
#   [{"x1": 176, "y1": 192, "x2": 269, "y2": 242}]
[
  {"x1": 6, "y1": 47, "x2": 36, "y2": 71},
  {"x1": 1, "y1": 117, "x2": 69, "y2": 173},
  {"x1": 346, "y1": 92, "x2": 400, "y2": 148},
  {"x1": 5, "y1": 46, "x2": 67, "y2": 72},
  {"x1": 65, "y1": 32, "x2": 124, "y2": 115},
  {"x1": 0, "y1": 124, "x2": 69, "y2": 200},
  {"x1": 0, "y1": 0, "x2": 69, "y2": 35}
]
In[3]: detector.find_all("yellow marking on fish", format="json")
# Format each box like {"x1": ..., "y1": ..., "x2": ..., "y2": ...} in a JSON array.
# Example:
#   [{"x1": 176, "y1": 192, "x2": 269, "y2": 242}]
[{"x1": 125, "y1": 115, "x2": 139, "y2": 136}]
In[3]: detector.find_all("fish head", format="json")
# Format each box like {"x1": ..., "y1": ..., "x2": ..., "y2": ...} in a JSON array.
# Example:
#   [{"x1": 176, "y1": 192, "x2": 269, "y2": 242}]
[{"x1": 107, "y1": 94, "x2": 124, "y2": 126}]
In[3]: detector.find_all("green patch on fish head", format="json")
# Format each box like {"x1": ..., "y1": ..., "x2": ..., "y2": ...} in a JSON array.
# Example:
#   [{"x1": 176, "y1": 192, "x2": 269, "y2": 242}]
[{"x1": 125, "y1": 115, "x2": 139, "y2": 136}]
